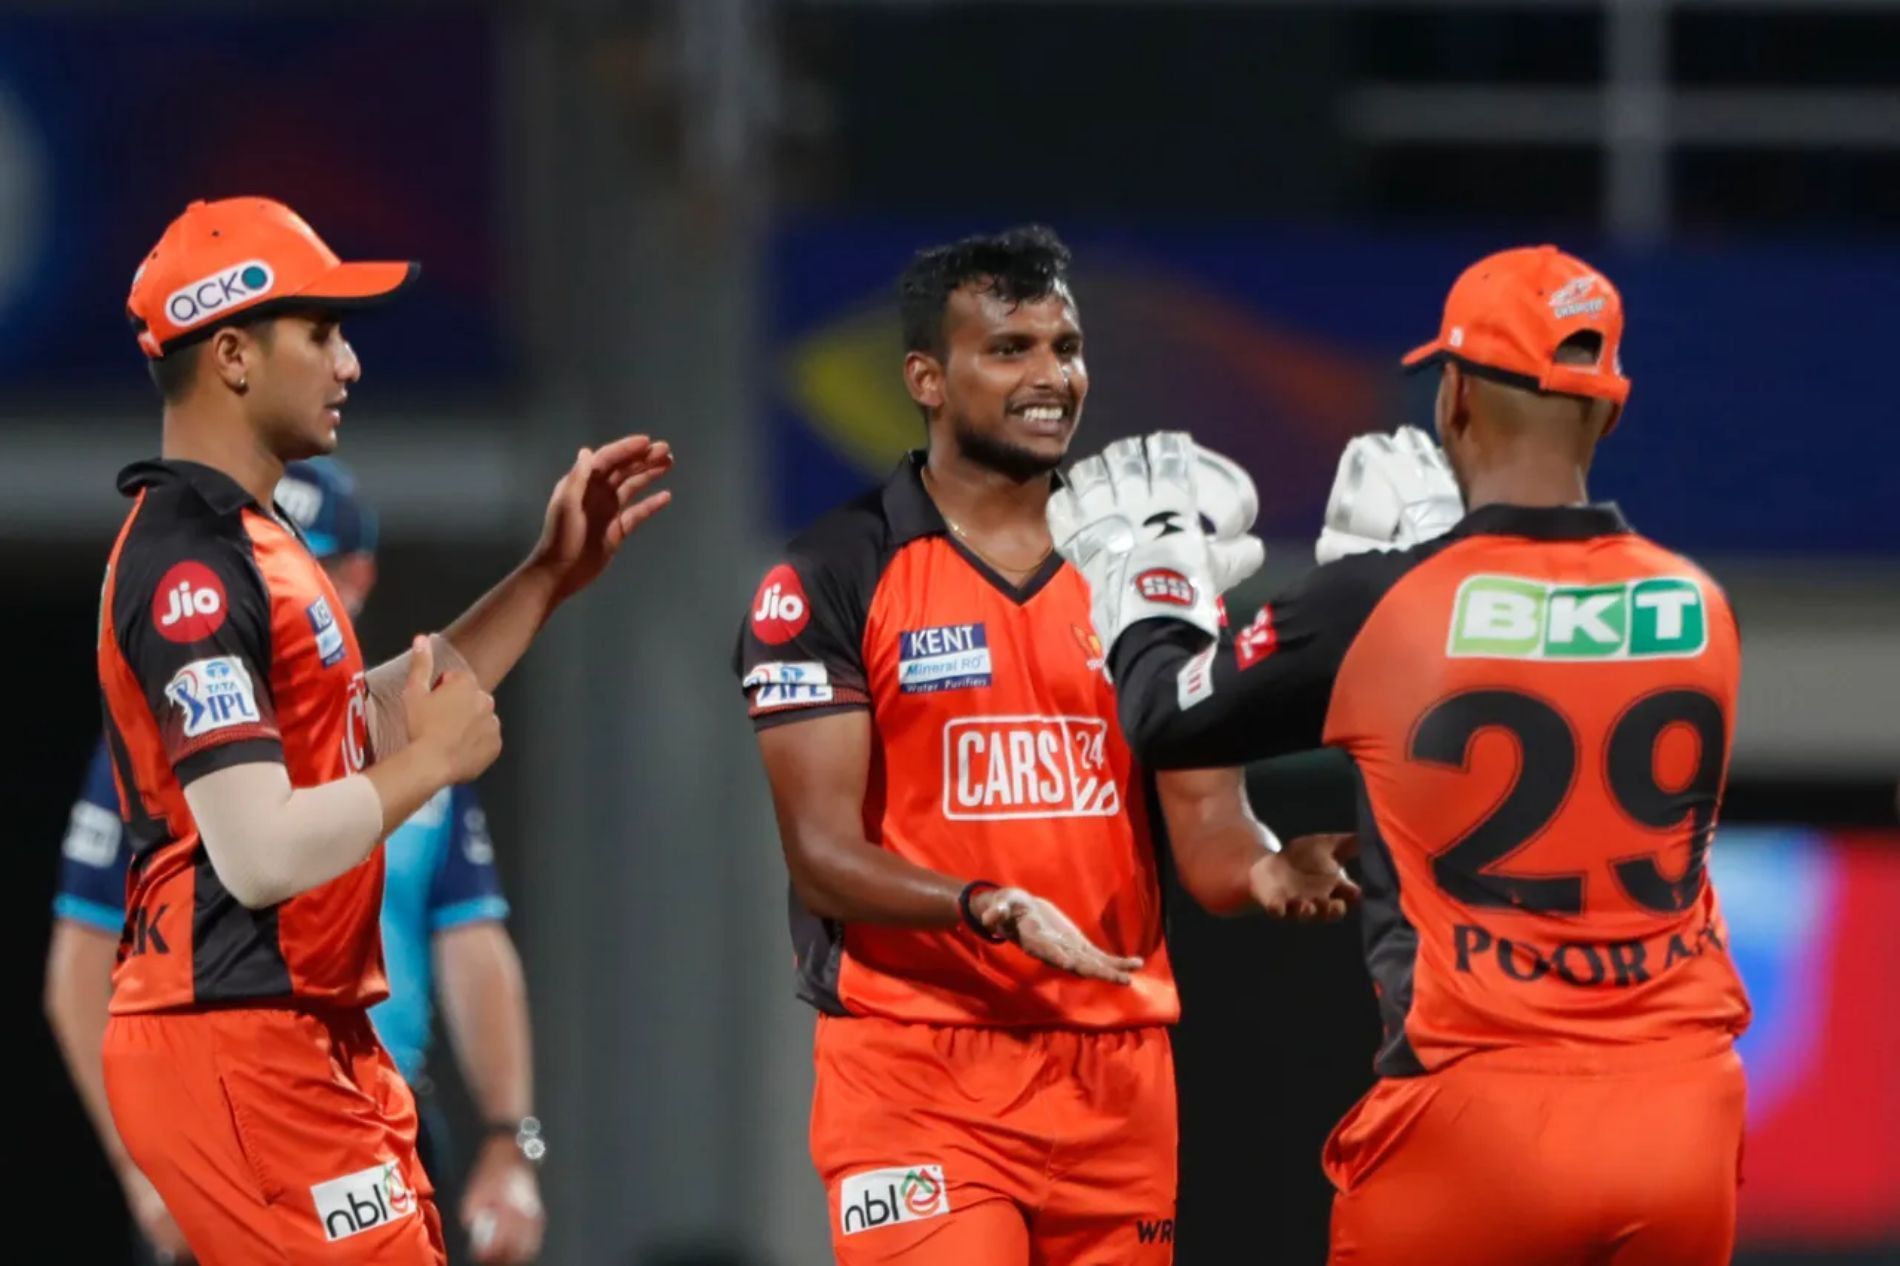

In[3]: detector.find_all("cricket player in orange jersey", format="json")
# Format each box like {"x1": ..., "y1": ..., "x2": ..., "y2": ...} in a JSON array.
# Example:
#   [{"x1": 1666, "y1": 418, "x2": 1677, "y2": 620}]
[
  {"x1": 1054, "y1": 245, "x2": 1752, "y2": 1266},
  {"x1": 735, "y1": 226, "x2": 1358, "y2": 1265},
  {"x1": 99, "y1": 196, "x2": 673, "y2": 1264}
]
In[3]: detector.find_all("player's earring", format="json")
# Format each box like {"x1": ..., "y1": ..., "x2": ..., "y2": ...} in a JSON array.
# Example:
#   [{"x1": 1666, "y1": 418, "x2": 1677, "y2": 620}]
[{"x1": 236, "y1": 377, "x2": 248, "y2": 392}]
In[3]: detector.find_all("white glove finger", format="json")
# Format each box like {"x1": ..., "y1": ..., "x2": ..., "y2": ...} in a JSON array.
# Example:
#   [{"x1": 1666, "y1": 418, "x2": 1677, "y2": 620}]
[
  {"x1": 1192, "y1": 444, "x2": 1258, "y2": 538},
  {"x1": 1046, "y1": 484, "x2": 1081, "y2": 547},
  {"x1": 1324, "y1": 436, "x2": 1377, "y2": 535},
  {"x1": 1145, "y1": 431, "x2": 1196, "y2": 492},
  {"x1": 1066, "y1": 453, "x2": 1117, "y2": 519},
  {"x1": 1392, "y1": 425, "x2": 1430, "y2": 455},
  {"x1": 1102, "y1": 435, "x2": 1150, "y2": 501},
  {"x1": 1208, "y1": 534, "x2": 1266, "y2": 592}
]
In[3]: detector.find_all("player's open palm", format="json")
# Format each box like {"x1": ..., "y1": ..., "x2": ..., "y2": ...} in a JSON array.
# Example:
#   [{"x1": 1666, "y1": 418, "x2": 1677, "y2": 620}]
[
  {"x1": 976, "y1": 887, "x2": 1145, "y2": 985},
  {"x1": 532, "y1": 435, "x2": 675, "y2": 605},
  {"x1": 402, "y1": 636, "x2": 502, "y2": 783},
  {"x1": 1249, "y1": 833, "x2": 1361, "y2": 921}
]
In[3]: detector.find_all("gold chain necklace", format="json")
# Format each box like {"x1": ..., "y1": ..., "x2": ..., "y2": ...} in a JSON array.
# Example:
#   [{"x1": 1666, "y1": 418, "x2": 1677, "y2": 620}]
[{"x1": 921, "y1": 466, "x2": 1055, "y2": 578}]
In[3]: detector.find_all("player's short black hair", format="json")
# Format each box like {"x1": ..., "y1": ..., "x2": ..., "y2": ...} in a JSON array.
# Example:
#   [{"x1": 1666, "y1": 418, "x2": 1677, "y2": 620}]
[
  {"x1": 147, "y1": 314, "x2": 275, "y2": 403},
  {"x1": 897, "y1": 225, "x2": 1074, "y2": 358}
]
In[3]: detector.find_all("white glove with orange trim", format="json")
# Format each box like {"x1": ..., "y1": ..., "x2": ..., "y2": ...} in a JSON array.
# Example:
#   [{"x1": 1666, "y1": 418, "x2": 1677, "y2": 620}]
[
  {"x1": 1315, "y1": 426, "x2": 1464, "y2": 564},
  {"x1": 1048, "y1": 433, "x2": 1265, "y2": 655}
]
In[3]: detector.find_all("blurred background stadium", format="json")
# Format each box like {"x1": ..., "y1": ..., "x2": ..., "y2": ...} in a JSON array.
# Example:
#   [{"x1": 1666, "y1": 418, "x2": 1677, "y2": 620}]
[{"x1": 3, "y1": 1, "x2": 1894, "y2": 1262}]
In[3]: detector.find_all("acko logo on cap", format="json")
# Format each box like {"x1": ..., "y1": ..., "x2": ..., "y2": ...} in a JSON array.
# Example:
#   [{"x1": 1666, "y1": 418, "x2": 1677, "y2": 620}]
[{"x1": 164, "y1": 259, "x2": 276, "y2": 330}]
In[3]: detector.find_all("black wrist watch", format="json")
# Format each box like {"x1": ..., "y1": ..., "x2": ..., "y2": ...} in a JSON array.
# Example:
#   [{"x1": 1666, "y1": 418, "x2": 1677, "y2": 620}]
[{"x1": 486, "y1": 1115, "x2": 546, "y2": 1166}]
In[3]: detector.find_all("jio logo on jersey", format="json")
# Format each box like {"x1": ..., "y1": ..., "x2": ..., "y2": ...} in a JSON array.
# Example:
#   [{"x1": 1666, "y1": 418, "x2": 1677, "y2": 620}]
[
  {"x1": 153, "y1": 561, "x2": 229, "y2": 642},
  {"x1": 750, "y1": 563, "x2": 811, "y2": 646},
  {"x1": 943, "y1": 716, "x2": 1121, "y2": 821},
  {"x1": 165, "y1": 657, "x2": 261, "y2": 739}
]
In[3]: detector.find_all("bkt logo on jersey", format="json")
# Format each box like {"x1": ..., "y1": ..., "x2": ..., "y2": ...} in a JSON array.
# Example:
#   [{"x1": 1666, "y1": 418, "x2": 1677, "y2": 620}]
[
  {"x1": 310, "y1": 1161, "x2": 417, "y2": 1243},
  {"x1": 165, "y1": 260, "x2": 275, "y2": 330},
  {"x1": 306, "y1": 596, "x2": 347, "y2": 667},
  {"x1": 943, "y1": 716, "x2": 1121, "y2": 821},
  {"x1": 743, "y1": 661, "x2": 835, "y2": 710},
  {"x1": 838, "y1": 1164, "x2": 949, "y2": 1236},
  {"x1": 898, "y1": 622, "x2": 992, "y2": 694},
  {"x1": 165, "y1": 657, "x2": 262, "y2": 739},
  {"x1": 1449, "y1": 575, "x2": 1707, "y2": 661}
]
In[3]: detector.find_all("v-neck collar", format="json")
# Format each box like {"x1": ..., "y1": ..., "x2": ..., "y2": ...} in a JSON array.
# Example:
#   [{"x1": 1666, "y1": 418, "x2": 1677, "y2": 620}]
[{"x1": 880, "y1": 450, "x2": 1068, "y2": 607}]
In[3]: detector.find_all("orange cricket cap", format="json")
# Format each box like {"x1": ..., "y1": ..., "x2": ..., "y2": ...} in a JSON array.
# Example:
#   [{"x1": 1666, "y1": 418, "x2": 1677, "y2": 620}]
[
  {"x1": 127, "y1": 197, "x2": 418, "y2": 359},
  {"x1": 1401, "y1": 244, "x2": 1630, "y2": 407}
]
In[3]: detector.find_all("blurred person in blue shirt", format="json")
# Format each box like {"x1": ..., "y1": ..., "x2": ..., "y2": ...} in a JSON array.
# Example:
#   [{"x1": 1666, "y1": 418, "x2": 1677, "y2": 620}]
[{"x1": 44, "y1": 459, "x2": 547, "y2": 1265}]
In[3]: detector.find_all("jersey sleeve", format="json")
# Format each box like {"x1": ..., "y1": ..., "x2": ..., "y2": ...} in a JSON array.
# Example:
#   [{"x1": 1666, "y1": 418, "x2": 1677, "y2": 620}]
[
  {"x1": 51, "y1": 739, "x2": 130, "y2": 933},
  {"x1": 114, "y1": 522, "x2": 282, "y2": 785},
  {"x1": 427, "y1": 783, "x2": 510, "y2": 931},
  {"x1": 732, "y1": 548, "x2": 872, "y2": 730},
  {"x1": 1109, "y1": 550, "x2": 1409, "y2": 769}
]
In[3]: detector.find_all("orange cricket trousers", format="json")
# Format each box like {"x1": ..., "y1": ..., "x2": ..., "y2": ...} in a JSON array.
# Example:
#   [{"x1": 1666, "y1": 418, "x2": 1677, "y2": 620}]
[
  {"x1": 1325, "y1": 1034, "x2": 1746, "y2": 1266},
  {"x1": 811, "y1": 1015, "x2": 1179, "y2": 1265},
  {"x1": 103, "y1": 1004, "x2": 446, "y2": 1265}
]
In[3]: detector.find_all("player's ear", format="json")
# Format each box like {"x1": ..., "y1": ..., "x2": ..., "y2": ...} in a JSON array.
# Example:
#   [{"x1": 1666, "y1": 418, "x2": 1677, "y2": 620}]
[
  {"x1": 903, "y1": 349, "x2": 946, "y2": 412},
  {"x1": 207, "y1": 325, "x2": 255, "y2": 395}
]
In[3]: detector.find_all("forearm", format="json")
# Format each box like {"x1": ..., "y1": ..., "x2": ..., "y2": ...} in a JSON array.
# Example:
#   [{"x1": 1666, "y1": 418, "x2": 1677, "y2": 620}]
[
  {"x1": 1157, "y1": 767, "x2": 1282, "y2": 915},
  {"x1": 437, "y1": 925, "x2": 534, "y2": 1123},
  {"x1": 43, "y1": 926, "x2": 134, "y2": 1177},
  {"x1": 786, "y1": 833, "x2": 969, "y2": 928},
  {"x1": 187, "y1": 751, "x2": 451, "y2": 908},
  {"x1": 441, "y1": 560, "x2": 563, "y2": 693},
  {"x1": 1178, "y1": 817, "x2": 1282, "y2": 915},
  {"x1": 1113, "y1": 619, "x2": 1328, "y2": 769}
]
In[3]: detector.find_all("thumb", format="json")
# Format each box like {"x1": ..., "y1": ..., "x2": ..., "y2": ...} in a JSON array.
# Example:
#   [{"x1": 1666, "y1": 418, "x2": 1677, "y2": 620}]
[
  {"x1": 405, "y1": 635, "x2": 435, "y2": 699},
  {"x1": 1208, "y1": 534, "x2": 1266, "y2": 592}
]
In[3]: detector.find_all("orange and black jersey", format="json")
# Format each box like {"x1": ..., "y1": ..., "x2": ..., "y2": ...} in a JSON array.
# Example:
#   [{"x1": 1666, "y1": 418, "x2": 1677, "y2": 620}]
[
  {"x1": 733, "y1": 454, "x2": 1178, "y2": 1030},
  {"x1": 1112, "y1": 504, "x2": 1751, "y2": 1075},
  {"x1": 98, "y1": 459, "x2": 382, "y2": 1013}
]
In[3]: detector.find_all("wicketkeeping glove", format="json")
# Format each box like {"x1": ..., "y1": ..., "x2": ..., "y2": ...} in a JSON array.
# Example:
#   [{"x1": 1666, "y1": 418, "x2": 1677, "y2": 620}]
[
  {"x1": 1048, "y1": 432, "x2": 1266, "y2": 654},
  {"x1": 1315, "y1": 426, "x2": 1464, "y2": 565}
]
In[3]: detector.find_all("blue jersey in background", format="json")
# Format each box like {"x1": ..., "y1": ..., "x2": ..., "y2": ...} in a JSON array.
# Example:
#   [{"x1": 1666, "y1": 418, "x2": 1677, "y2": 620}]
[{"x1": 54, "y1": 741, "x2": 509, "y2": 1084}]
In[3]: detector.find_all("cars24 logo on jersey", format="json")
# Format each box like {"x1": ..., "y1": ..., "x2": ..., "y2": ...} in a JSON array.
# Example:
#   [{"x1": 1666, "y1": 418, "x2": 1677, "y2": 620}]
[
  {"x1": 943, "y1": 716, "x2": 1121, "y2": 820},
  {"x1": 165, "y1": 657, "x2": 262, "y2": 739}
]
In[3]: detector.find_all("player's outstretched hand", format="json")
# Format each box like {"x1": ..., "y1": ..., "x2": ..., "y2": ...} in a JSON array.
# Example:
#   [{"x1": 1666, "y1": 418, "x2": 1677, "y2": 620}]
[
  {"x1": 1249, "y1": 833, "x2": 1361, "y2": 921},
  {"x1": 973, "y1": 887, "x2": 1145, "y2": 985},
  {"x1": 121, "y1": 1164, "x2": 193, "y2": 1262},
  {"x1": 402, "y1": 635, "x2": 503, "y2": 784},
  {"x1": 462, "y1": 1136, "x2": 546, "y2": 1265},
  {"x1": 530, "y1": 435, "x2": 676, "y2": 605}
]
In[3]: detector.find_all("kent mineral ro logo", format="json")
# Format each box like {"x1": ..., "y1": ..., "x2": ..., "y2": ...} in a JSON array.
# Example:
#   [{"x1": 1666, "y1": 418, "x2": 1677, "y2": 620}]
[{"x1": 1448, "y1": 575, "x2": 1707, "y2": 660}]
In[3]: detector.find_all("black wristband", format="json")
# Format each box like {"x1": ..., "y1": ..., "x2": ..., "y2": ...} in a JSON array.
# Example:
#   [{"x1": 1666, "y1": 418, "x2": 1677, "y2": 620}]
[{"x1": 958, "y1": 880, "x2": 1007, "y2": 942}]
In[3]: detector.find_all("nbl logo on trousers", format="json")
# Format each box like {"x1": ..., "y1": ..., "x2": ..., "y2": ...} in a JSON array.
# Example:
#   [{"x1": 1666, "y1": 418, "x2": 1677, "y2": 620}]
[
  {"x1": 838, "y1": 1164, "x2": 950, "y2": 1236},
  {"x1": 310, "y1": 1161, "x2": 417, "y2": 1242}
]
